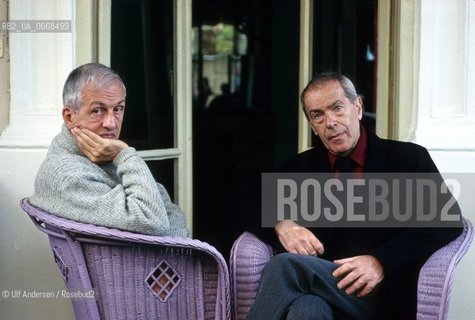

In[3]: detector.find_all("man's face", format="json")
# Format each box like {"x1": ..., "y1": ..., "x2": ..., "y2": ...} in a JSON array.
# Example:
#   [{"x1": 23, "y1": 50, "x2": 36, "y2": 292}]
[
  {"x1": 303, "y1": 81, "x2": 362, "y2": 156},
  {"x1": 63, "y1": 80, "x2": 126, "y2": 139}
]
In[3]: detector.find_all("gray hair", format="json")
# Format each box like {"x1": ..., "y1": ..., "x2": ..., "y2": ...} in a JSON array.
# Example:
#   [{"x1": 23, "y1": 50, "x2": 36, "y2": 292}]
[
  {"x1": 300, "y1": 72, "x2": 359, "y2": 119},
  {"x1": 62, "y1": 63, "x2": 125, "y2": 112}
]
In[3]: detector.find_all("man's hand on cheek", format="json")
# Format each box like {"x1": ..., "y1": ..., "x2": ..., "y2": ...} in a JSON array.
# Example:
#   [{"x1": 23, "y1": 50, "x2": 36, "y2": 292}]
[{"x1": 71, "y1": 128, "x2": 129, "y2": 163}]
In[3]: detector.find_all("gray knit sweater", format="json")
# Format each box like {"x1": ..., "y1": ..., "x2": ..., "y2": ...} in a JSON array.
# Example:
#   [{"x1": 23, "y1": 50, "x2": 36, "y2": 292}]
[{"x1": 29, "y1": 125, "x2": 189, "y2": 237}]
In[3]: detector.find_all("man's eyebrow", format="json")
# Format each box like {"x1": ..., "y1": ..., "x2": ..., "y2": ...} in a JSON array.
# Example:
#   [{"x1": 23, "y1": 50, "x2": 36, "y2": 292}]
[
  {"x1": 329, "y1": 100, "x2": 344, "y2": 108},
  {"x1": 89, "y1": 99, "x2": 125, "y2": 107},
  {"x1": 309, "y1": 100, "x2": 345, "y2": 112}
]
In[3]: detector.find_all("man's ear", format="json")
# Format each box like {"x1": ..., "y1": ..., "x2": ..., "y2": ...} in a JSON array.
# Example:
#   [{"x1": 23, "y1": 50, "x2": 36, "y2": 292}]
[
  {"x1": 311, "y1": 126, "x2": 318, "y2": 137},
  {"x1": 62, "y1": 107, "x2": 74, "y2": 129},
  {"x1": 355, "y1": 96, "x2": 363, "y2": 120}
]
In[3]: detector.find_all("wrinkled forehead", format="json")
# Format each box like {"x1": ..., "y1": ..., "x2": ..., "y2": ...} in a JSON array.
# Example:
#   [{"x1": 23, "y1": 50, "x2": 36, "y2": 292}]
[
  {"x1": 78, "y1": 81, "x2": 126, "y2": 108},
  {"x1": 80, "y1": 80, "x2": 125, "y2": 98},
  {"x1": 304, "y1": 81, "x2": 347, "y2": 105},
  {"x1": 82, "y1": 78, "x2": 125, "y2": 93}
]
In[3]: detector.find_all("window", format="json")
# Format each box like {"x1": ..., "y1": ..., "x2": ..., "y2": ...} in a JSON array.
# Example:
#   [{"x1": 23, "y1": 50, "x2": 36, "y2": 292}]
[{"x1": 110, "y1": 0, "x2": 192, "y2": 230}]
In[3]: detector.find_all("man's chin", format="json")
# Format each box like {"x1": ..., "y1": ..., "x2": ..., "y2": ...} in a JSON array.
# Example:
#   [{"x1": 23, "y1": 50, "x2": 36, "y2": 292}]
[{"x1": 329, "y1": 146, "x2": 352, "y2": 157}]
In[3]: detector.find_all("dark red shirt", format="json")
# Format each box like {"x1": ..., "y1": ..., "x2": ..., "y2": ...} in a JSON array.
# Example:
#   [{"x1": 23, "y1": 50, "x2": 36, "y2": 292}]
[{"x1": 328, "y1": 125, "x2": 367, "y2": 173}]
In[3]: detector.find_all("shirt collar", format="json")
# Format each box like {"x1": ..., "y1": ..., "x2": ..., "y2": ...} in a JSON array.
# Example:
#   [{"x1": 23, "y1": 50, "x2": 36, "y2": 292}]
[{"x1": 328, "y1": 125, "x2": 368, "y2": 172}]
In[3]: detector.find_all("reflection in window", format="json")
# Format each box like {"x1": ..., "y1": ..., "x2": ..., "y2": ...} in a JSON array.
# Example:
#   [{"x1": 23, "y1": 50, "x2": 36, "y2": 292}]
[
  {"x1": 111, "y1": 0, "x2": 175, "y2": 150},
  {"x1": 110, "y1": 0, "x2": 176, "y2": 201},
  {"x1": 312, "y1": 0, "x2": 377, "y2": 134},
  {"x1": 192, "y1": 0, "x2": 300, "y2": 258},
  {"x1": 192, "y1": 23, "x2": 249, "y2": 110}
]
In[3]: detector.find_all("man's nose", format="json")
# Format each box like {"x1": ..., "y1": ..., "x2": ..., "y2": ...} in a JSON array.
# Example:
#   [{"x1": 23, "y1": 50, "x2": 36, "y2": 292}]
[
  {"x1": 102, "y1": 111, "x2": 116, "y2": 129},
  {"x1": 325, "y1": 112, "x2": 337, "y2": 128}
]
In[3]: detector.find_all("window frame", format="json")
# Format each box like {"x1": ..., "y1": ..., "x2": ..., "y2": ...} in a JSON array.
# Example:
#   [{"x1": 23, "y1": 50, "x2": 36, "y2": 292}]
[{"x1": 83, "y1": 0, "x2": 194, "y2": 234}]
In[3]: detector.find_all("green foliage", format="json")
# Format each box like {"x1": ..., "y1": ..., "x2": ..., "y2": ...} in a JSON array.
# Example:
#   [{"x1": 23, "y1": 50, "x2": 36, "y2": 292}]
[
  {"x1": 197, "y1": 23, "x2": 235, "y2": 55},
  {"x1": 215, "y1": 24, "x2": 234, "y2": 54}
]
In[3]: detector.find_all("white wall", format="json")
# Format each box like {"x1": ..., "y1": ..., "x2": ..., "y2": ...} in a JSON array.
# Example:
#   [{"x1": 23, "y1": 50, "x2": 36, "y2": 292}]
[
  {"x1": 413, "y1": 1, "x2": 475, "y2": 318},
  {"x1": 430, "y1": 152, "x2": 475, "y2": 319},
  {"x1": 0, "y1": 1, "x2": 74, "y2": 319},
  {"x1": 0, "y1": 0, "x2": 9, "y2": 133},
  {"x1": 0, "y1": 149, "x2": 75, "y2": 319}
]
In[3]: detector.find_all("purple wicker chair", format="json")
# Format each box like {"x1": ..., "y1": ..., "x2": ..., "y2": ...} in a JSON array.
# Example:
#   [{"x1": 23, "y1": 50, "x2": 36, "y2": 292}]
[
  {"x1": 230, "y1": 218, "x2": 473, "y2": 320},
  {"x1": 20, "y1": 198, "x2": 231, "y2": 320}
]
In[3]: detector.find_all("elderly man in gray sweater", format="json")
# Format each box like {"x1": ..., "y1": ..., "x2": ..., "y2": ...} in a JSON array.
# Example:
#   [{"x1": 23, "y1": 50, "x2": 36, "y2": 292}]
[{"x1": 29, "y1": 63, "x2": 188, "y2": 237}]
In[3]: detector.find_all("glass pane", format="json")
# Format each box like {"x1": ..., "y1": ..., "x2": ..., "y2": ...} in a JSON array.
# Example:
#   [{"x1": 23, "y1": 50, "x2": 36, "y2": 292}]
[
  {"x1": 192, "y1": 0, "x2": 300, "y2": 257},
  {"x1": 111, "y1": 0, "x2": 175, "y2": 150},
  {"x1": 312, "y1": 0, "x2": 377, "y2": 134},
  {"x1": 146, "y1": 159, "x2": 176, "y2": 202},
  {"x1": 192, "y1": 23, "x2": 248, "y2": 110}
]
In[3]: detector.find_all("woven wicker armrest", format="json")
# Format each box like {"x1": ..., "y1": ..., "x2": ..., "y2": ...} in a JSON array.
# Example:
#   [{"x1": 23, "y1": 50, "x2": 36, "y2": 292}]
[
  {"x1": 417, "y1": 217, "x2": 474, "y2": 320},
  {"x1": 229, "y1": 231, "x2": 273, "y2": 320}
]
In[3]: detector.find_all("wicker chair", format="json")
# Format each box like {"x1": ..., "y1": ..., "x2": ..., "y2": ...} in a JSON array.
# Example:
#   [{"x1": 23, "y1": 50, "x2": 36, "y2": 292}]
[
  {"x1": 230, "y1": 218, "x2": 474, "y2": 320},
  {"x1": 20, "y1": 198, "x2": 231, "y2": 320}
]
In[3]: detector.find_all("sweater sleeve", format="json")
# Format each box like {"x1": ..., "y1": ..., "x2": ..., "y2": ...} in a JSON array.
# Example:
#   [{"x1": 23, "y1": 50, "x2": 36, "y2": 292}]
[
  {"x1": 31, "y1": 147, "x2": 189, "y2": 237},
  {"x1": 155, "y1": 182, "x2": 189, "y2": 237}
]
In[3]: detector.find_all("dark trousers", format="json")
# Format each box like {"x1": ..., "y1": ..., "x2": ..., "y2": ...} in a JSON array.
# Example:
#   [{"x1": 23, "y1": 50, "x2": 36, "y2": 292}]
[{"x1": 246, "y1": 253, "x2": 390, "y2": 320}]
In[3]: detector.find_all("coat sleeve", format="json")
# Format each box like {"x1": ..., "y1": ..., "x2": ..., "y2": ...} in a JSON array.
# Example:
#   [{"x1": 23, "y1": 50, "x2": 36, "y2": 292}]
[{"x1": 370, "y1": 142, "x2": 463, "y2": 283}]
